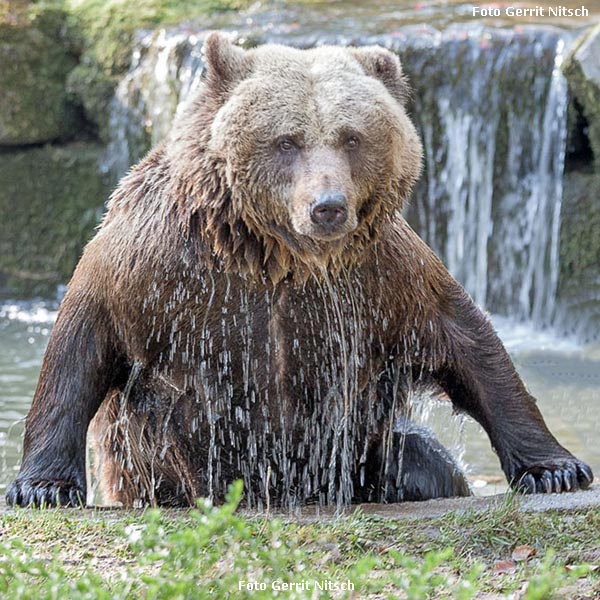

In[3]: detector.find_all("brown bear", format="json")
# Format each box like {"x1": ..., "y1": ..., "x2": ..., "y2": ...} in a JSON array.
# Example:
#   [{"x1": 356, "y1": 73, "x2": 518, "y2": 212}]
[{"x1": 6, "y1": 33, "x2": 593, "y2": 508}]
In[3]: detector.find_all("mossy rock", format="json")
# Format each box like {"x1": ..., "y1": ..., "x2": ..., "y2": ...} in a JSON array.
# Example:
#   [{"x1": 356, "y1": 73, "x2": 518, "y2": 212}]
[
  {"x1": 557, "y1": 170, "x2": 600, "y2": 340},
  {"x1": 66, "y1": 59, "x2": 116, "y2": 143},
  {"x1": 0, "y1": 142, "x2": 110, "y2": 297},
  {"x1": 563, "y1": 24, "x2": 600, "y2": 168},
  {"x1": 0, "y1": 5, "x2": 81, "y2": 145}
]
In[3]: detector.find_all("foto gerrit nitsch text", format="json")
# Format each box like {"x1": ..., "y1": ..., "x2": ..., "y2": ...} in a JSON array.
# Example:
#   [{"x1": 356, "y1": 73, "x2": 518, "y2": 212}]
[{"x1": 473, "y1": 5, "x2": 589, "y2": 17}]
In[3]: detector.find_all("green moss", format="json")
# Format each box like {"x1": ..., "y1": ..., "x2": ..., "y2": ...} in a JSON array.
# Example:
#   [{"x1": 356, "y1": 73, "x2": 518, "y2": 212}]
[
  {"x1": 2, "y1": 0, "x2": 254, "y2": 145},
  {"x1": 558, "y1": 170, "x2": 600, "y2": 337},
  {"x1": 68, "y1": 0, "x2": 253, "y2": 75},
  {"x1": 0, "y1": 143, "x2": 110, "y2": 297},
  {"x1": 0, "y1": 3, "x2": 82, "y2": 144},
  {"x1": 66, "y1": 60, "x2": 116, "y2": 142}
]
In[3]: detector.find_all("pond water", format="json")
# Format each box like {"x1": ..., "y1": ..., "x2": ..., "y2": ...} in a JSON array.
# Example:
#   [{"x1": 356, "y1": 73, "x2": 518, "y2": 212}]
[{"x1": 1, "y1": 300, "x2": 598, "y2": 499}]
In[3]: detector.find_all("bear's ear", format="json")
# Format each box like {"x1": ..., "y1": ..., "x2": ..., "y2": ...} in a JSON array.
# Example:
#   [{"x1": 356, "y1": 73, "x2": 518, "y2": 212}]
[
  {"x1": 350, "y1": 46, "x2": 409, "y2": 106},
  {"x1": 202, "y1": 32, "x2": 253, "y2": 96}
]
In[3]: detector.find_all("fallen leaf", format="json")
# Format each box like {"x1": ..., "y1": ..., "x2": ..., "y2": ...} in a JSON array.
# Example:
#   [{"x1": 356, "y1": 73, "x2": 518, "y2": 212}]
[
  {"x1": 493, "y1": 560, "x2": 517, "y2": 575},
  {"x1": 512, "y1": 545, "x2": 537, "y2": 562}
]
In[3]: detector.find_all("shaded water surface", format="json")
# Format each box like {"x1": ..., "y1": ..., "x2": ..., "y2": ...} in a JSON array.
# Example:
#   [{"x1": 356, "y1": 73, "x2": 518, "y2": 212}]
[
  {"x1": 1, "y1": 302, "x2": 598, "y2": 498},
  {"x1": 0, "y1": 303, "x2": 55, "y2": 492}
]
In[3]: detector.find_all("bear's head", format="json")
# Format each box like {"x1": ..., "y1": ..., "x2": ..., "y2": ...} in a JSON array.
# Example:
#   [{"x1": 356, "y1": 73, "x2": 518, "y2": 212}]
[{"x1": 173, "y1": 33, "x2": 422, "y2": 282}]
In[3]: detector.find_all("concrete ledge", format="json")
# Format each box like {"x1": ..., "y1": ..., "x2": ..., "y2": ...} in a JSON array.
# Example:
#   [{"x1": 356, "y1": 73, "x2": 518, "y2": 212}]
[
  {"x1": 261, "y1": 484, "x2": 600, "y2": 522},
  {"x1": 0, "y1": 485, "x2": 597, "y2": 520}
]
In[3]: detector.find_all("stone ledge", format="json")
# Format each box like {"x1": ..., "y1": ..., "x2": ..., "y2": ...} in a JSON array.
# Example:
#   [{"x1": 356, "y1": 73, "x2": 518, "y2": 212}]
[{"x1": 1, "y1": 485, "x2": 597, "y2": 521}]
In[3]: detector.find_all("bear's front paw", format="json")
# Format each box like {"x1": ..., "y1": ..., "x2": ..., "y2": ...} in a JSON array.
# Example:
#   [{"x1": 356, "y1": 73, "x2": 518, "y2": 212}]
[
  {"x1": 5, "y1": 477, "x2": 86, "y2": 508},
  {"x1": 514, "y1": 460, "x2": 593, "y2": 494}
]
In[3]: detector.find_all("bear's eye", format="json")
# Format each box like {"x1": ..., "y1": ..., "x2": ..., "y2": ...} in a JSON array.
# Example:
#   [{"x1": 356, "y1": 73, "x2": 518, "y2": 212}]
[
  {"x1": 345, "y1": 134, "x2": 360, "y2": 150},
  {"x1": 277, "y1": 137, "x2": 298, "y2": 153}
]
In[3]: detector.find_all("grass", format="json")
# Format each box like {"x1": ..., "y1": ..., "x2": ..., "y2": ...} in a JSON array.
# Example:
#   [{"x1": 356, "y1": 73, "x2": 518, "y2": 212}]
[{"x1": 1, "y1": 483, "x2": 599, "y2": 599}]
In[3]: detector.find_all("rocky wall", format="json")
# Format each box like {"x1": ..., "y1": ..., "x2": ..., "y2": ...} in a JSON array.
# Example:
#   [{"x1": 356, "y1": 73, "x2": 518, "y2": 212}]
[{"x1": 0, "y1": 143, "x2": 109, "y2": 296}]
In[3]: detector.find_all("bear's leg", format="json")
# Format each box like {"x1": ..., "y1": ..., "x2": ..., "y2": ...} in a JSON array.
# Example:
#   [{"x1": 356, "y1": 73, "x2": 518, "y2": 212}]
[
  {"x1": 90, "y1": 388, "x2": 201, "y2": 507},
  {"x1": 381, "y1": 418, "x2": 471, "y2": 502},
  {"x1": 434, "y1": 286, "x2": 593, "y2": 494},
  {"x1": 5, "y1": 289, "x2": 122, "y2": 507},
  {"x1": 89, "y1": 390, "x2": 144, "y2": 507},
  {"x1": 367, "y1": 368, "x2": 470, "y2": 502}
]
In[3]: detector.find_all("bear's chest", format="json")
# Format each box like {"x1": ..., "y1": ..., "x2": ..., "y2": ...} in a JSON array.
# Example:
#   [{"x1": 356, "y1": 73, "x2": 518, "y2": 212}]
[
  {"x1": 119, "y1": 270, "x2": 401, "y2": 507},
  {"x1": 138, "y1": 271, "x2": 391, "y2": 404}
]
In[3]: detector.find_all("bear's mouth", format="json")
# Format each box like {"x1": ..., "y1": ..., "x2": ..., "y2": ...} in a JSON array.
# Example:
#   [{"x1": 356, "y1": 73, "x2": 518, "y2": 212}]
[
  {"x1": 291, "y1": 215, "x2": 359, "y2": 243},
  {"x1": 307, "y1": 223, "x2": 354, "y2": 242},
  {"x1": 291, "y1": 216, "x2": 359, "y2": 246}
]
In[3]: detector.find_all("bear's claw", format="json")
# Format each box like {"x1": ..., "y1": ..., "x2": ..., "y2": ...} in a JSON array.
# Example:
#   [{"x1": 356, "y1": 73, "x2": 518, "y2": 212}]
[
  {"x1": 5, "y1": 478, "x2": 85, "y2": 508},
  {"x1": 515, "y1": 461, "x2": 593, "y2": 494}
]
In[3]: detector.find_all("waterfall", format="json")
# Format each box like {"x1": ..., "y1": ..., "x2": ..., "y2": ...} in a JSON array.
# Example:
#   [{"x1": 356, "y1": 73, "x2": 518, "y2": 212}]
[
  {"x1": 102, "y1": 24, "x2": 571, "y2": 328},
  {"x1": 101, "y1": 30, "x2": 195, "y2": 179},
  {"x1": 402, "y1": 27, "x2": 570, "y2": 326}
]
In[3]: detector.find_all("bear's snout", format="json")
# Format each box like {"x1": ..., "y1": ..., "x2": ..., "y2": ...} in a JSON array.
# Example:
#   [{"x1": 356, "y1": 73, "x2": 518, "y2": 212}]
[{"x1": 310, "y1": 192, "x2": 348, "y2": 228}]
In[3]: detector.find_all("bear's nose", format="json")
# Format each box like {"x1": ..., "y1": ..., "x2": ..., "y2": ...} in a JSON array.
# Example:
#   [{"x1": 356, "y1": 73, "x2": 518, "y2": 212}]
[{"x1": 310, "y1": 193, "x2": 348, "y2": 227}]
